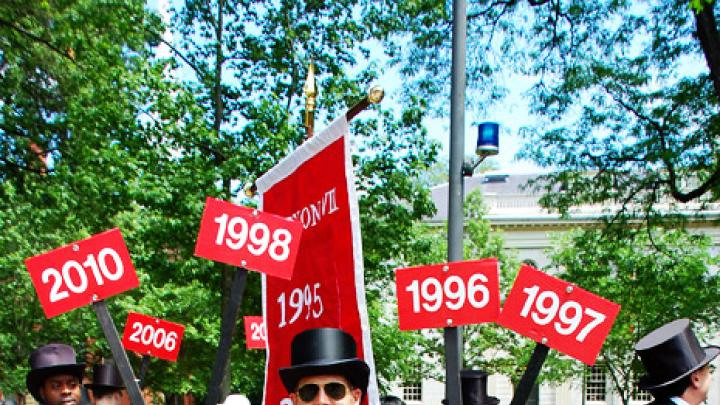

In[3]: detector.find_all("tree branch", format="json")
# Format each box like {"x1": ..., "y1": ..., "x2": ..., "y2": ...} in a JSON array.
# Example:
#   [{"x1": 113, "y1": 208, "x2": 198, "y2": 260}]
[{"x1": 0, "y1": 18, "x2": 76, "y2": 63}]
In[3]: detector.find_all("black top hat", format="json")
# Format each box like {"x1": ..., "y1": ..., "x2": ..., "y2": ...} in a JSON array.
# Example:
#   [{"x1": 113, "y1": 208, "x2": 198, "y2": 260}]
[
  {"x1": 85, "y1": 364, "x2": 125, "y2": 391},
  {"x1": 635, "y1": 318, "x2": 720, "y2": 390},
  {"x1": 26, "y1": 344, "x2": 86, "y2": 402},
  {"x1": 461, "y1": 370, "x2": 500, "y2": 405},
  {"x1": 279, "y1": 328, "x2": 370, "y2": 393}
]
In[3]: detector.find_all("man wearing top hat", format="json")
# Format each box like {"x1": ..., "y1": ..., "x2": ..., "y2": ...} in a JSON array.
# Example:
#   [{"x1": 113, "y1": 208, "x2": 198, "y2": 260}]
[
  {"x1": 279, "y1": 327, "x2": 370, "y2": 405},
  {"x1": 85, "y1": 364, "x2": 125, "y2": 405},
  {"x1": 635, "y1": 318, "x2": 720, "y2": 405},
  {"x1": 26, "y1": 343, "x2": 85, "y2": 405}
]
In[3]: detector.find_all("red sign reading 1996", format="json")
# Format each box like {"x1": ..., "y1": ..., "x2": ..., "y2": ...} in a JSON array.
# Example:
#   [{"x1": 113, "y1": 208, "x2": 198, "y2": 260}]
[
  {"x1": 194, "y1": 197, "x2": 302, "y2": 280},
  {"x1": 122, "y1": 312, "x2": 185, "y2": 362},
  {"x1": 497, "y1": 265, "x2": 621, "y2": 365},
  {"x1": 25, "y1": 228, "x2": 139, "y2": 319},
  {"x1": 395, "y1": 259, "x2": 500, "y2": 330}
]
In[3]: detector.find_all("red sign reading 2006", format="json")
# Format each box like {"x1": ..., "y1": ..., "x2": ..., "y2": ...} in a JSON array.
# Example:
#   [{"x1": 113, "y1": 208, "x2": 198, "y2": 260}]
[
  {"x1": 122, "y1": 312, "x2": 185, "y2": 362},
  {"x1": 194, "y1": 197, "x2": 303, "y2": 280},
  {"x1": 497, "y1": 265, "x2": 621, "y2": 365},
  {"x1": 395, "y1": 259, "x2": 500, "y2": 330},
  {"x1": 25, "y1": 228, "x2": 139, "y2": 319}
]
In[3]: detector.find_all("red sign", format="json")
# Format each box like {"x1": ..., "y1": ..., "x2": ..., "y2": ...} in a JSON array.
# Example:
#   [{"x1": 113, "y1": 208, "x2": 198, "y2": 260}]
[
  {"x1": 194, "y1": 197, "x2": 303, "y2": 280},
  {"x1": 395, "y1": 259, "x2": 500, "y2": 330},
  {"x1": 497, "y1": 265, "x2": 621, "y2": 365},
  {"x1": 25, "y1": 228, "x2": 139, "y2": 318},
  {"x1": 244, "y1": 316, "x2": 266, "y2": 349},
  {"x1": 256, "y1": 117, "x2": 378, "y2": 405},
  {"x1": 121, "y1": 312, "x2": 185, "y2": 362}
]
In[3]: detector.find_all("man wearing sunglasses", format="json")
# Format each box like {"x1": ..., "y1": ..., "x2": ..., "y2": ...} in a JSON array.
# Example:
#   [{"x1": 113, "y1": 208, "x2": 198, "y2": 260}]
[{"x1": 279, "y1": 328, "x2": 370, "y2": 404}]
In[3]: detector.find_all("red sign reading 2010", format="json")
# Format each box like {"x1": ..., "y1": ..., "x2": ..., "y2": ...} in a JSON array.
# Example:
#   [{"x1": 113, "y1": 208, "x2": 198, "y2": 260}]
[{"x1": 25, "y1": 228, "x2": 139, "y2": 318}]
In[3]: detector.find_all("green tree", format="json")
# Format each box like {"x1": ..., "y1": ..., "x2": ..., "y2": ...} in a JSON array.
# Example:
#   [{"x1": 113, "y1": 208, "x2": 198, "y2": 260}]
[
  {"x1": 367, "y1": 0, "x2": 720, "y2": 224},
  {"x1": 547, "y1": 227, "x2": 720, "y2": 405},
  {"x1": 389, "y1": 190, "x2": 578, "y2": 389},
  {"x1": 1, "y1": 0, "x2": 441, "y2": 401}
]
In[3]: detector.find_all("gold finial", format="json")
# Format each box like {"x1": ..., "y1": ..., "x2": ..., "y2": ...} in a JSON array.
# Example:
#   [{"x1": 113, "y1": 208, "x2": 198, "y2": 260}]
[
  {"x1": 303, "y1": 62, "x2": 317, "y2": 138},
  {"x1": 367, "y1": 86, "x2": 384, "y2": 104}
]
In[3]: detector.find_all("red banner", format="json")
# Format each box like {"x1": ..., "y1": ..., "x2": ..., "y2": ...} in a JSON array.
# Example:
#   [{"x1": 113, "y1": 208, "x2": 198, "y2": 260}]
[
  {"x1": 497, "y1": 265, "x2": 621, "y2": 365},
  {"x1": 256, "y1": 117, "x2": 378, "y2": 405},
  {"x1": 121, "y1": 312, "x2": 185, "y2": 362},
  {"x1": 25, "y1": 228, "x2": 139, "y2": 318},
  {"x1": 396, "y1": 259, "x2": 500, "y2": 330}
]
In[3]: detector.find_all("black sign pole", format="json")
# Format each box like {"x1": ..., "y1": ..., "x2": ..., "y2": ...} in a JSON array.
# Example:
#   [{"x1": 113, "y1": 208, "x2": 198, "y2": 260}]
[
  {"x1": 138, "y1": 355, "x2": 151, "y2": 388},
  {"x1": 93, "y1": 300, "x2": 145, "y2": 405},
  {"x1": 205, "y1": 267, "x2": 248, "y2": 405},
  {"x1": 509, "y1": 343, "x2": 550, "y2": 405}
]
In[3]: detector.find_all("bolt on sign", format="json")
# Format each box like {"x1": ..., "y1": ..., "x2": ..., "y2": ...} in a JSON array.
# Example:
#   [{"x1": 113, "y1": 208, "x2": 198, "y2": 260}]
[
  {"x1": 497, "y1": 265, "x2": 621, "y2": 365},
  {"x1": 25, "y1": 228, "x2": 139, "y2": 318},
  {"x1": 194, "y1": 197, "x2": 303, "y2": 280},
  {"x1": 256, "y1": 117, "x2": 379, "y2": 405},
  {"x1": 395, "y1": 258, "x2": 500, "y2": 330},
  {"x1": 122, "y1": 312, "x2": 185, "y2": 362}
]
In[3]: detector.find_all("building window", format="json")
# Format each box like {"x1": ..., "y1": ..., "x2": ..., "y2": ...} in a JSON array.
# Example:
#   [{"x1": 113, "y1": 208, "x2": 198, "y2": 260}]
[
  {"x1": 584, "y1": 366, "x2": 606, "y2": 402},
  {"x1": 402, "y1": 383, "x2": 422, "y2": 402},
  {"x1": 632, "y1": 389, "x2": 652, "y2": 402}
]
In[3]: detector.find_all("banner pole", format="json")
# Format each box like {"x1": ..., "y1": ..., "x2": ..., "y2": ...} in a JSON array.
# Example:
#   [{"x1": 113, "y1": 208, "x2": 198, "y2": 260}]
[
  {"x1": 205, "y1": 267, "x2": 248, "y2": 405},
  {"x1": 93, "y1": 300, "x2": 145, "y2": 405},
  {"x1": 509, "y1": 343, "x2": 550, "y2": 405}
]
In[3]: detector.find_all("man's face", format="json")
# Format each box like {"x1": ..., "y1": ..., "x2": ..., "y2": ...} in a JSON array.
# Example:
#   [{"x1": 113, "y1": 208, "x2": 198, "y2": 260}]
[
  {"x1": 694, "y1": 363, "x2": 713, "y2": 401},
  {"x1": 290, "y1": 375, "x2": 361, "y2": 405},
  {"x1": 39, "y1": 374, "x2": 81, "y2": 405}
]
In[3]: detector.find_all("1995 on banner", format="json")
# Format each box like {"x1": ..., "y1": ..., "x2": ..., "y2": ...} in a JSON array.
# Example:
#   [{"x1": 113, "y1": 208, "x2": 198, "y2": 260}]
[
  {"x1": 24, "y1": 228, "x2": 139, "y2": 318},
  {"x1": 497, "y1": 265, "x2": 621, "y2": 365},
  {"x1": 395, "y1": 259, "x2": 500, "y2": 330}
]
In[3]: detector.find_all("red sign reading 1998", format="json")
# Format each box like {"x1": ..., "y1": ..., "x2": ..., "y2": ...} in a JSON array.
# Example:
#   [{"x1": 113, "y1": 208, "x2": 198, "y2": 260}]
[
  {"x1": 497, "y1": 265, "x2": 621, "y2": 365},
  {"x1": 122, "y1": 312, "x2": 185, "y2": 362},
  {"x1": 194, "y1": 197, "x2": 302, "y2": 280},
  {"x1": 395, "y1": 259, "x2": 500, "y2": 330},
  {"x1": 25, "y1": 228, "x2": 139, "y2": 319}
]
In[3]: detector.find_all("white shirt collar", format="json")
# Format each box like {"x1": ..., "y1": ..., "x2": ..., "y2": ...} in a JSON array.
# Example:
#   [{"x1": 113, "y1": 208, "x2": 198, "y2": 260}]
[{"x1": 670, "y1": 397, "x2": 689, "y2": 405}]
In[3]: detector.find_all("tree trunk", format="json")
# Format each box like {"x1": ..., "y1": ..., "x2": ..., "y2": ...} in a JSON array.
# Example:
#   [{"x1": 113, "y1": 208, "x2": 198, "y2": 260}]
[{"x1": 695, "y1": 1, "x2": 720, "y2": 99}]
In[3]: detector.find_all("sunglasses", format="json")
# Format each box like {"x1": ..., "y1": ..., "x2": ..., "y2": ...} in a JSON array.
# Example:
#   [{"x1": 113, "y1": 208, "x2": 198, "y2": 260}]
[{"x1": 297, "y1": 382, "x2": 350, "y2": 401}]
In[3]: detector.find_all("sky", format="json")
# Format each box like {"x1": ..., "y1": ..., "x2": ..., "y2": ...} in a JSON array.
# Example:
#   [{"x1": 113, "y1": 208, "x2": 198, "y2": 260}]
[{"x1": 146, "y1": 0, "x2": 544, "y2": 175}]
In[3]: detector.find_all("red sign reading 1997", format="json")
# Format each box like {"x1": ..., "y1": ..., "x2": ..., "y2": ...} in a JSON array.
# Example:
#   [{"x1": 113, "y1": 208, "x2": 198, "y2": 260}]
[
  {"x1": 395, "y1": 259, "x2": 500, "y2": 330},
  {"x1": 194, "y1": 197, "x2": 302, "y2": 280},
  {"x1": 25, "y1": 228, "x2": 139, "y2": 319},
  {"x1": 497, "y1": 265, "x2": 621, "y2": 365}
]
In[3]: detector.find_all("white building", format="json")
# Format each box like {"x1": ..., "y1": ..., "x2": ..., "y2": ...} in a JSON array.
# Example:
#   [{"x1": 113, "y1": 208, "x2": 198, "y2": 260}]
[{"x1": 386, "y1": 173, "x2": 720, "y2": 405}]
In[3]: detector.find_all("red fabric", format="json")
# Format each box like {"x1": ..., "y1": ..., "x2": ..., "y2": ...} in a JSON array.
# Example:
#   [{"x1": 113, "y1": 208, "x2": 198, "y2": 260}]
[{"x1": 261, "y1": 136, "x2": 372, "y2": 405}]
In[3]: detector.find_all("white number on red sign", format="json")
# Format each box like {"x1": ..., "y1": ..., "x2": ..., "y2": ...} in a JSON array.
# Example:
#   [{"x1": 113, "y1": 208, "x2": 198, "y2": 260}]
[
  {"x1": 520, "y1": 285, "x2": 606, "y2": 342},
  {"x1": 250, "y1": 321, "x2": 266, "y2": 341},
  {"x1": 128, "y1": 322, "x2": 178, "y2": 351},
  {"x1": 214, "y1": 213, "x2": 292, "y2": 261},
  {"x1": 405, "y1": 274, "x2": 490, "y2": 313},
  {"x1": 276, "y1": 283, "x2": 324, "y2": 328},
  {"x1": 42, "y1": 248, "x2": 124, "y2": 302}
]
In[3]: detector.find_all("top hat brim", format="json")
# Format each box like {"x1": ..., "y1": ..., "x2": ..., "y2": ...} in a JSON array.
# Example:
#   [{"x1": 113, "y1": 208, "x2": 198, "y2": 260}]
[
  {"x1": 26, "y1": 364, "x2": 85, "y2": 402},
  {"x1": 279, "y1": 359, "x2": 370, "y2": 394},
  {"x1": 638, "y1": 345, "x2": 720, "y2": 390}
]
